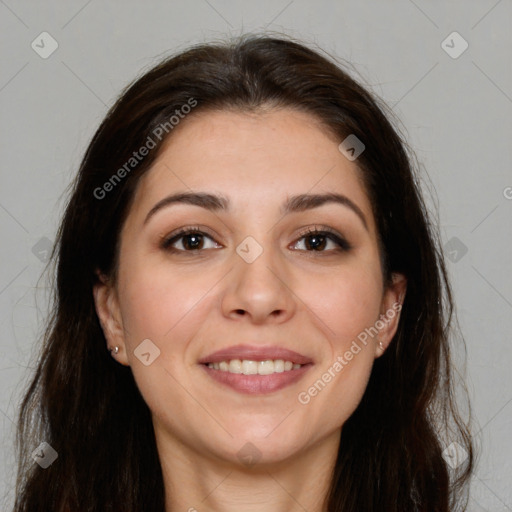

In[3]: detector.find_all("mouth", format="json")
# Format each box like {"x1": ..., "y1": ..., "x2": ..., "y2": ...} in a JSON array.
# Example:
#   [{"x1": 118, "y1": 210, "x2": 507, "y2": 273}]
[
  {"x1": 198, "y1": 344, "x2": 314, "y2": 395},
  {"x1": 198, "y1": 343, "x2": 313, "y2": 366},
  {"x1": 200, "y1": 362, "x2": 313, "y2": 394},
  {"x1": 203, "y1": 359, "x2": 305, "y2": 374}
]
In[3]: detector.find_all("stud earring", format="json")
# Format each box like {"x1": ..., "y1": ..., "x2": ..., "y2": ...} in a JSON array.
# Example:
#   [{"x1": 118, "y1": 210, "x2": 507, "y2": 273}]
[
  {"x1": 109, "y1": 346, "x2": 119, "y2": 355},
  {"x1": 378, "y1": 341, "x2": 384, "y2": 350}
]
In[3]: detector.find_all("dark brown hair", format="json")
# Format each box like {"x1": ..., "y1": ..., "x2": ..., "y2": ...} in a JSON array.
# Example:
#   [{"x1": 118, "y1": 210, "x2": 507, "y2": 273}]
[{"x1": 13, "y1": 34, "x2": 474, "y2": 511}]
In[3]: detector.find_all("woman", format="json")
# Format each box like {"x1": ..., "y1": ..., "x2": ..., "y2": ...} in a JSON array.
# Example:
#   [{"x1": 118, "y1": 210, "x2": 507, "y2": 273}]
[{"x1": 13, "y1": 34, "x2": 474, "y2": 511}]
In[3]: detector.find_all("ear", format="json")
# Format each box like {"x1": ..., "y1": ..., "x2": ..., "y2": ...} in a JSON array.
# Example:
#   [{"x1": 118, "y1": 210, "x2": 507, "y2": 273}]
[
  {"x1": 92, "y1": 271, "x2": 130, "y2": 366},
  {"x1": 375, "y1": 272, "x2": 407, "y2": 358}
]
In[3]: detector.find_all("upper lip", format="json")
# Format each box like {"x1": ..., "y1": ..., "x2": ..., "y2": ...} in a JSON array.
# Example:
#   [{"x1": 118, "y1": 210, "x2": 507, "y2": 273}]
[{"x1": 198, "y1": 344, "x2": 314, "y2": 365}]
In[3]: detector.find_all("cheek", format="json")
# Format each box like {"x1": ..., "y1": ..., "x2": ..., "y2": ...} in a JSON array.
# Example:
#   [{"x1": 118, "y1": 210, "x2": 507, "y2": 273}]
[
  {"x1": 292, "y1": 262, "x2": 381, "y2": 420},
  {"x1": 295, "y1": 262, "x2": 383, "y2": 350},
  {"x1": 116, "y1": 264, "x2": 214, "y2": 412},
  {"x1": 121, "y1": 272, "x2": 211, "y2": 341},
  {"x1": 296, "y1": 274, "x2": 379, "y2": 431}
]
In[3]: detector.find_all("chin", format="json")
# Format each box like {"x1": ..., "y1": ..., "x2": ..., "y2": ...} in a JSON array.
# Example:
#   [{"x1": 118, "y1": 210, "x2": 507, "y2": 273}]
[{"x1": 221, "y1": 429, "x2": 307, "y2": 465}]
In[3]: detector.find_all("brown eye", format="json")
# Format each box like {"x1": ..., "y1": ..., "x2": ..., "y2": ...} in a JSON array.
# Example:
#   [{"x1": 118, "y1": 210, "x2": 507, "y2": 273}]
[
  {"x1": 161, "y1": 229, "x2": 221, "y2": 253},
  {"x1": 292, "y1": 227, "x2": 351, "y2": 253}
]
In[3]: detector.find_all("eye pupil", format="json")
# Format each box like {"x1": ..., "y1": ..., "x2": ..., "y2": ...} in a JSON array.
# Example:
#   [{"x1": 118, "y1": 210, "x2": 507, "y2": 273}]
[
  {"x1": 184, "y1": 233, "x2": 203, "y2": 250},
  {"x1": 305, "y1": 234, "x2": 326, "y2": 251}
]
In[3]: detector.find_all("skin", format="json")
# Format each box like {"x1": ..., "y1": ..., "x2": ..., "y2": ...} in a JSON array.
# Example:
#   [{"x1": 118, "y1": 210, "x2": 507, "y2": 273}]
[{"x1": 93, "y1": 108, "x2": 407, "y2": 512}]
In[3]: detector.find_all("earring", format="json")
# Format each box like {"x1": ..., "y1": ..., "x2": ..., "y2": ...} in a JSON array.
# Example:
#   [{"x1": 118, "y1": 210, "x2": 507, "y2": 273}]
[
  {"x1": 109, "y1": 346, "x2": 119, "y2": 355},
  {"x1": 378, "y1": 341, "x2": 384, "y2": 350}
]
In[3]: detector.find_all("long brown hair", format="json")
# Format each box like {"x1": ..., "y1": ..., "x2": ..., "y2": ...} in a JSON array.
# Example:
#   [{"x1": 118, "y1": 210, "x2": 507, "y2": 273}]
[{"x1": 13, "y1": 34, "x2": 474, "y2": 511}]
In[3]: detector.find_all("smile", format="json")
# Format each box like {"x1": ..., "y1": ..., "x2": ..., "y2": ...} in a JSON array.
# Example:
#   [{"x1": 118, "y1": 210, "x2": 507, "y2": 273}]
[
  {"x1": 201, "y1": 360, "x2": 313, "y2": 394},
  {"x1": 207, "y1": 359, "x2": 301, "y2": 374}
]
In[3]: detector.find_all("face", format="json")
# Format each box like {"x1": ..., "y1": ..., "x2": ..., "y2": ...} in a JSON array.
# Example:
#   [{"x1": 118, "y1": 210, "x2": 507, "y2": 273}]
[{"x1": 94, "y1": 108, "x2": 406, "y2": 466}]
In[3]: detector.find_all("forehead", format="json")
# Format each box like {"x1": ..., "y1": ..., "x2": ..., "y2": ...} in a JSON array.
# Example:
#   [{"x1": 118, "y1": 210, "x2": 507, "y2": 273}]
[{"x1": 128, "y1": 108, "x2": 375, "y2": 229}]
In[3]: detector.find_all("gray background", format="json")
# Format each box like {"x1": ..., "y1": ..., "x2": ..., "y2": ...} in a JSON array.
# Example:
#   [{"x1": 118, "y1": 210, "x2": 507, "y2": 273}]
[{"x1": 1, "y1": 0, "x2": 511, "y2": 510}]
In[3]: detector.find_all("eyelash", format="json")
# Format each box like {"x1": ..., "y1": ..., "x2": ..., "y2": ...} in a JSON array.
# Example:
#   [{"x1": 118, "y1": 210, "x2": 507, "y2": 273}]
[{"x1": 160, "y1": 225, "x2": 352, "y2": 255}]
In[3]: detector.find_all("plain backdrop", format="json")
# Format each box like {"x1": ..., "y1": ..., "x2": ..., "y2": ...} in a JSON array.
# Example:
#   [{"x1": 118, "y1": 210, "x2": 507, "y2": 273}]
[{"x1": 1, "y1": 1, "x2": 511, "y2": 510}]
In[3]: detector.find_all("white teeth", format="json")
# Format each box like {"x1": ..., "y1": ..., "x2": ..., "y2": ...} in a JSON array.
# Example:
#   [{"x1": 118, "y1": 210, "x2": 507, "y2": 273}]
[
  {"x1": 257, "y1": 360, "x2": 274, "y2": 375},
  {"x1": 242, "y1": 360, "x2": 258, "y2": 375},
  {"x1": 273, "y1": 360, "x2": 284, "y2": 373},
  {"x1": 206, "y1": 359, "x2": 302, "y2": 374},
  {"x1": 228, "y1": 359, "x2": 242, "y2": 373}
]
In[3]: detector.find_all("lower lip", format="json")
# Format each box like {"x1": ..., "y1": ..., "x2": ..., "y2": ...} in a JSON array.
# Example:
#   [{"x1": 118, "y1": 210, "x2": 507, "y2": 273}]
[{"x1": 200, "y1": 363, "x2": 313, "y2": 394}]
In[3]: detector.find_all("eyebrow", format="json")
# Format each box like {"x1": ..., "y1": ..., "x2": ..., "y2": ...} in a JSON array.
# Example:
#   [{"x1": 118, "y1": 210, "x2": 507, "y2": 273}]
[{"x1": 143, "y1": 191, "x2": 368, "y2": 230}]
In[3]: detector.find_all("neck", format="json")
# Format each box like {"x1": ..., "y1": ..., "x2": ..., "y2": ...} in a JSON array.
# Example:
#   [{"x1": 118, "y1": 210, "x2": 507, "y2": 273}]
[{"x1": 155, "y1": 427, "x2": 341, "y2": 512}]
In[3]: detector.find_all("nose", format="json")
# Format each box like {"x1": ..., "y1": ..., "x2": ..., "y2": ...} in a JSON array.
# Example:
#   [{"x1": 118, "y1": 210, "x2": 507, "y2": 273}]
[{"x1": 221, "y1": 240, "x2": 297, "y2": 325}]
